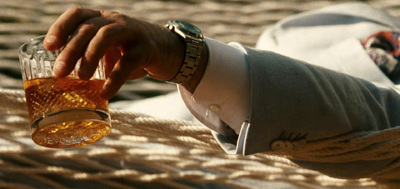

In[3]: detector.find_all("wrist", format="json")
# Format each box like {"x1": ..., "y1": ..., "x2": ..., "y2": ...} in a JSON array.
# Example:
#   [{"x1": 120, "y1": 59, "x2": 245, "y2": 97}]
[
  {"x1": 166, "y1": 29, "x2": 208, "y2": 93},
  {"x1": 166, "y1": 30, "x2": 186, "y2": 80},
  {"x1": 164, "y1": 20, "x2": 205, "y2": 89}
]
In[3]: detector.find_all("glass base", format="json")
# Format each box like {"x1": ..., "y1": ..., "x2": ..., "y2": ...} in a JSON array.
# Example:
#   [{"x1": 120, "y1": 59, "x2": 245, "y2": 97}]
[{"x1": 31, "y1": 108, "x2": 111, "y2": 148}]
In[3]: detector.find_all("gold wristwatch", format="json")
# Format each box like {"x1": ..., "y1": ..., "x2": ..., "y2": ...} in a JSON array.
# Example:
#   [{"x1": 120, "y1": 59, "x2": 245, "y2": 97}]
[{"x1": 165, "y1": 20, "x2": 204, "y2": 84}]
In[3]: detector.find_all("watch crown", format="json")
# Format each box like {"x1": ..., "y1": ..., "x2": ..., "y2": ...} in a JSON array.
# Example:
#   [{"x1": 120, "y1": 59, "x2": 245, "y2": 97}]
[{"x1": 165, "y1": 24, "x2": 174, "y2": 31}]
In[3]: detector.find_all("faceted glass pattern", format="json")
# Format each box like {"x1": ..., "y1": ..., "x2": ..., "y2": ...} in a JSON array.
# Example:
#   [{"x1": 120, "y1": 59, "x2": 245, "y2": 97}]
[{"x1": 19, "y1": 36, "x2": 111, "y2": 148}]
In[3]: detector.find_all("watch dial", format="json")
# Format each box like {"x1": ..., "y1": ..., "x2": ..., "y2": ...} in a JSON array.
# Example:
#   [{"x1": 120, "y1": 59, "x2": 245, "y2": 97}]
[{"x1": 174, "y1": 20, "x2": 202, "y2": 35}]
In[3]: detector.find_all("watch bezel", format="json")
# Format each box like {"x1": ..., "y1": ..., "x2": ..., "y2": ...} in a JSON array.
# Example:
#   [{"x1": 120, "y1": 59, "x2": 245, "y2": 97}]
[{"x1": 167, "y1": 20, "x2": 203, "y2": 39}]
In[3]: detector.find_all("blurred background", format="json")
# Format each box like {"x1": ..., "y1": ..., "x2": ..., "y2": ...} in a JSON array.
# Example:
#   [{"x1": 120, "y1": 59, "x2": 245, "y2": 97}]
[{"x1": 4, "y1": 0, "x2": 400, "y2": 102}]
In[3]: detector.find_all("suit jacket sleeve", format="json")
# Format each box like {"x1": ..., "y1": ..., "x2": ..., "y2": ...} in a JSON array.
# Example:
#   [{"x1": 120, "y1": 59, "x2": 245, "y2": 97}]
[
  {"x1": 209, "y1": 46, "x2": 400, "y2": 178},
  {"x1": 179, "y1": 2, "x2": 400, "y2": 178}
]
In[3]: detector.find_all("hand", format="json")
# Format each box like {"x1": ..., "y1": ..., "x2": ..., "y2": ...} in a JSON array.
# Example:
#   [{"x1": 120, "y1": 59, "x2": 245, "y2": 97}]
[{"x1": 44, "y1": 8, "x2": 191, "y2": 99}]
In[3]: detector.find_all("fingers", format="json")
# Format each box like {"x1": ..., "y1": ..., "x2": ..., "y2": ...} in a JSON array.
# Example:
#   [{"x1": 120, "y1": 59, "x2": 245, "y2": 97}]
[
  {"x1": 44, "y1": 7, "x2": 101, "y2": 51},
  {"x1": 44, "y1": 8, "x2": 163, "y2": 100},
  {"x1": 54, "y1": 22, "x2": 96, "y2": 77},
  {"x1": 79, "y1": 23, "x2": 126, "y2": 80},
  {"x1": 100, "y1": 52, "x2": 148, "y2": 99},
  {"x1": 101, "y1": 69, "x2": 147, "y2": 100},
  {"x1": 53, "y1": 20, "x2": 105, "y2": 77},
  {"x1": 47, "y1": 8, "x2": 136, "y2": 79}
]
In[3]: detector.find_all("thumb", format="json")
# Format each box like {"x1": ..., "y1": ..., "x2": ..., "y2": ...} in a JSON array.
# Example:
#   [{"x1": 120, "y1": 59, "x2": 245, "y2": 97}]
[{"x1": 104, "y1": 47, "x2": 122, "y2": 78}]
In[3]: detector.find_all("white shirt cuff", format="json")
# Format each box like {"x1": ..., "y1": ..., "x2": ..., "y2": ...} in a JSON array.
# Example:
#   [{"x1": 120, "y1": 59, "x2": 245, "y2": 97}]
[{"x1": 180, "y1": 37, "x2": 250, "y2": 135}]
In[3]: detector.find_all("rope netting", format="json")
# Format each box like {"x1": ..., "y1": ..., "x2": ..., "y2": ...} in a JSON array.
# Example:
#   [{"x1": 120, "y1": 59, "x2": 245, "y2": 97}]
[
  {"x1": 0, "y1": 88, "x2": 382, "y2": 189},
  {"x1": 1, "y1": 0, "x2": 400, "y2": 188}
]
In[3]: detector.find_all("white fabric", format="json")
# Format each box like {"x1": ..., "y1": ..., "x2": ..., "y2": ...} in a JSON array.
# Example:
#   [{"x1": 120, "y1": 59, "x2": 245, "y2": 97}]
[
  {"x1": 111, "y1": 37, "x2": 250, "y2": 136},
  {"x1": 179, "y1": 38, "x2": 249, "y2": 134},
  {"x1": 256, "y1": 3, "x2": 399, "y2": 88},
  {"x1": 109, "y1": 91, "x2": 194, "y2": 121}
]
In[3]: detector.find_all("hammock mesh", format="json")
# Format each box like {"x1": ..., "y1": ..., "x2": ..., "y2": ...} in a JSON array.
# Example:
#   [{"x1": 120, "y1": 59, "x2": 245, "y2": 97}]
[{"x1": 0, "y1": 88, "x2": 381, "y2": 189}]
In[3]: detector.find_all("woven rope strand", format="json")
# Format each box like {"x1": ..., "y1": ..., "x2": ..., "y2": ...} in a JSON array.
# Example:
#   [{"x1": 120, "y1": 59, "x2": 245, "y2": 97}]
[{"x1": 0, "y1": 87, "x2": 384, "y2": 189}]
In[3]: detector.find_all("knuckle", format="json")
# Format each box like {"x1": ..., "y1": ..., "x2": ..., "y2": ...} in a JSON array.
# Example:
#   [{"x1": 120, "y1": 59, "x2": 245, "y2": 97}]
[
  {"x1": 113, "y1": 13, "x2": 129, "y2": 21},
  {"x1": 84, "y1": 49, "x2": 98, "y2": 63},
  {"x1": 98, "y1": 9, "x2": 108, "y2": 15},
  {"x1": 103, "y1": 10, "x2": 126, "y2": 19},
  {"x1": 62, "y1": 46, "x2": 80, "y2": 58},
  {"x1": 78, "y1": 24, "x2": 98, "y2": 36},
  {"x1": 51, "y1": 23, "x2": 65, "y2": 34},
  {"x1": 67, "y1": 7, "x2": 84, "y2": 17},
  {"x1": 98, "y1": 25, "x2": 117, "y2": 39}
]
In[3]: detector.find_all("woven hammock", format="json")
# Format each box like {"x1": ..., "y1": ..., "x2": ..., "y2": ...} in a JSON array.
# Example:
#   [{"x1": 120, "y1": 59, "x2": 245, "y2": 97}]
[
  {"x1": 0, "y1": 88, "x2": 383, "y2": 189},
  {"x1": 2, "y1": 0, "x2": 400, "y2": 188}
]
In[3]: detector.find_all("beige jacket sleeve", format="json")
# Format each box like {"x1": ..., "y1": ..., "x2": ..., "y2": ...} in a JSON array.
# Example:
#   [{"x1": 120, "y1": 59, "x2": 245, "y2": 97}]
[{"x1": 237, "y1": 46, "x2": 400, "y2": 178}]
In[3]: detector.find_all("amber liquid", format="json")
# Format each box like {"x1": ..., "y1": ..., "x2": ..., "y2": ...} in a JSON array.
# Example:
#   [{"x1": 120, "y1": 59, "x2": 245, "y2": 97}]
[{"x1": 24, "y1": 77, "x2": 111, "y2": 148}]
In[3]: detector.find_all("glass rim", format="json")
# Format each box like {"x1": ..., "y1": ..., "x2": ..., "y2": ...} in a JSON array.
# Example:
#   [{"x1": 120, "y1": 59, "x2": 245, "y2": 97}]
[
  {"x1": 18, "y1": 35, "x2": 48, "y2": 56},
  {"x1": 19, "y1": 35, "x2": 106, "y2": 81}
]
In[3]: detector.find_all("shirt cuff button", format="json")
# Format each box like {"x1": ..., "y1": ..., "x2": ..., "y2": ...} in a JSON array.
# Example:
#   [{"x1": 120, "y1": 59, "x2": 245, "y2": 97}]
[
  {"x1": 271, "y1": 140, "x2": 293, "y2": 152},
  {"x1": 208, "y1": 104, "x2": 220, "y2": 112}
]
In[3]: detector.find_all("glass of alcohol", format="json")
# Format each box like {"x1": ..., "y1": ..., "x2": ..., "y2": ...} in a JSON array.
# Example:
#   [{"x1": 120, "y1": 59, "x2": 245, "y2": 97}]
[{"x1": 19, "y1": 36, "x2": 111, "y2": 148}]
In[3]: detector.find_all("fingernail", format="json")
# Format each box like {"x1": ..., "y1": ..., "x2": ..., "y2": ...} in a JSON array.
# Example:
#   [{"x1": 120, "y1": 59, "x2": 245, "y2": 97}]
[
  {"x1": 53, "y1": 61, "x2": 66, "y2": 76},
  {"x1": 45, "y1": 35, "x2": 57, "y2": 43}
]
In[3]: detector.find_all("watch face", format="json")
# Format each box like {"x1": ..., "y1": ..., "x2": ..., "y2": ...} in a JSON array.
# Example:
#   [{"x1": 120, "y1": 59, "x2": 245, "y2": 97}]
[{"x1": 172, "y1": 20, "x2": 202, "y2": 36}]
